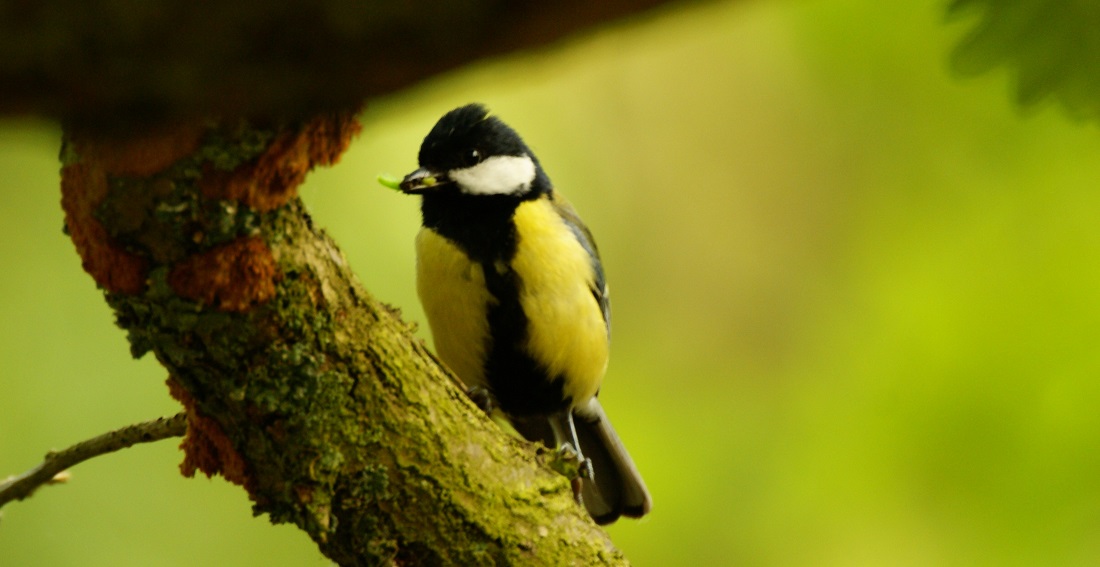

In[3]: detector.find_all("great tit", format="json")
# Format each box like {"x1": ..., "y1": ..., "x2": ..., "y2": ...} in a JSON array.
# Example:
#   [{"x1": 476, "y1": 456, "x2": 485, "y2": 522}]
[{"x1": 398, "y1": 103, "x2": 651, "y2": 524}]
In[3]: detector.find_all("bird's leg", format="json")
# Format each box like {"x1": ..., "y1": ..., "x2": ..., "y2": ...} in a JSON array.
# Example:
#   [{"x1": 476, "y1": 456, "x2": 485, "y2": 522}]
[
  {"x1": 565, "y1": 411, "x2": 595, "y2": 481},
  {"x1": 549, "y1": 411, "x2": 594, "y2": 504}
]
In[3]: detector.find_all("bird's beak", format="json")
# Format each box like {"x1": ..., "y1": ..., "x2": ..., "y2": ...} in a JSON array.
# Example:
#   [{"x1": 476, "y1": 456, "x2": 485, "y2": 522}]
[{"x1": 399, "y1": 168, "x2": 450, "y2": 194}]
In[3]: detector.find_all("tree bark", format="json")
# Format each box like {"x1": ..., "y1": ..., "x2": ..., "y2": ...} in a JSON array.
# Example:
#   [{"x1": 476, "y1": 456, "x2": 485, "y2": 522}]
[
  {"x1": 11, "y1": 1, "x2": 692, "y2": 563},
  {"x1": 59, "y1": 115, "x2": 627, "y2": 565}
]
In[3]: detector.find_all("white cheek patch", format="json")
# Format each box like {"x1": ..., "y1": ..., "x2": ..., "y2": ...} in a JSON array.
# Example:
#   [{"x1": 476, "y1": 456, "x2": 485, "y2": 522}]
[{"x1": 450, "y1": 155, "x2": 537, "y2": 195}]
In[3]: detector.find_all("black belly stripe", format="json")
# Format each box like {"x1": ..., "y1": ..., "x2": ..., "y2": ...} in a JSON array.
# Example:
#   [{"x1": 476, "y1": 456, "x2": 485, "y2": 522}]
[
  {"x1": 421, "y1": 190, "x2": 569, "y2": 417},
  {"x1": 482, "y1": 260, "x2": 571, "y2": 417}
]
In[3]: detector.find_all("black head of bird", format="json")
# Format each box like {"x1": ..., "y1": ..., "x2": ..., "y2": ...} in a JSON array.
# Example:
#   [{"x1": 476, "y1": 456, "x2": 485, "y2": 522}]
[{"x1": 400, "y1": 103, "x2": 548, "y2": 198}]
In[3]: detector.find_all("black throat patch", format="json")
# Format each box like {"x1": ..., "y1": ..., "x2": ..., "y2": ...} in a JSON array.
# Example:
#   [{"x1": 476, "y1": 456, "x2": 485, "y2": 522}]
[{"x1": 420, "y1": 192, "x2": 520, "y2": 264}]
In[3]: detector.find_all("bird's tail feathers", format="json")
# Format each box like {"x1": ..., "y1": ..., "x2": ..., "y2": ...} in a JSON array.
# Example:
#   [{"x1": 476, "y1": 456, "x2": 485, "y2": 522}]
[{"x1": 573, "y1": 398, "x2": 651, "y2": 524}]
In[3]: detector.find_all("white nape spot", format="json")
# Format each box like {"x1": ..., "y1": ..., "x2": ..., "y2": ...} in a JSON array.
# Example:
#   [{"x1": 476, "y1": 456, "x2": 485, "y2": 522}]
[{"x1": 450, "y1": 155, "x2": 536, "y2": 195}]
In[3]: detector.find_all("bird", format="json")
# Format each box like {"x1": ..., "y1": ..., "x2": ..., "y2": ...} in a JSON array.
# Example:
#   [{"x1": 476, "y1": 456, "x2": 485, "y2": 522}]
[{"x1": 397, "y1": 103, "x2": 651, "y2": 524}]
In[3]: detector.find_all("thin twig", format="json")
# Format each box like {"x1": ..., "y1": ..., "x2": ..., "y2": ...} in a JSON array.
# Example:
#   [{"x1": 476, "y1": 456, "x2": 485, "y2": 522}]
[{"x1": 0, "y1": 412, "x2": 187, "y2": 508}]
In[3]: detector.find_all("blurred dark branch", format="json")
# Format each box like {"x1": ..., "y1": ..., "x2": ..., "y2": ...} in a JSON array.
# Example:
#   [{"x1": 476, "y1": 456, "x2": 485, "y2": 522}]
[
  {"x1": 0, "y1": 0, "x2": 688, "y2": 129},
  {"x1": 0, "y1": 413, "x2": 186, "y2": 508}
]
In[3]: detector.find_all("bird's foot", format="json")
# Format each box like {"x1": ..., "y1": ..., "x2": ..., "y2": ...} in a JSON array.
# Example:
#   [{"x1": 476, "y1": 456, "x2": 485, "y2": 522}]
[
  {"x1": 467, "y1": 386, "x2": 494, "y2": 415},
  {"x1": 547, "y1": 443, "x2": 593, "y2": 504}
]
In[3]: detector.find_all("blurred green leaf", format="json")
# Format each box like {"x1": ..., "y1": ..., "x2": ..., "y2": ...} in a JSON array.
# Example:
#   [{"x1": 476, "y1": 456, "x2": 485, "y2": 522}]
[{"x1": 950, "y1": 0, "x2": 1100, "y2": 119}]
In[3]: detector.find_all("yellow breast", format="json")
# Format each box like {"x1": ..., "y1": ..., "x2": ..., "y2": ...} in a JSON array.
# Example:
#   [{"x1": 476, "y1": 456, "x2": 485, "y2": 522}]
[
  {"x1": 415, "y1": 197, "x2": 609, "y2": 411},
  {"x1": 511, "y1": 198, "x2": 609, "y2": 406},
  {"x1": 415, "y1": 228, "x2": 494, "y2": 389}
]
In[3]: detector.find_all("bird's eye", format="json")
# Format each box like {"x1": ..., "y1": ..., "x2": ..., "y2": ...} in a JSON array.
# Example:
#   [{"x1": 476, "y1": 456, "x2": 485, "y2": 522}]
[{"x1": 470, "y1": 149, "x2": 479, "y2": 160}]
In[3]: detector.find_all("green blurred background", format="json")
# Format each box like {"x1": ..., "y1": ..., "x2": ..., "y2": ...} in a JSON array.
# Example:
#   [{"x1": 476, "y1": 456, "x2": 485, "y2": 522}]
[{"x1": 4, "y1": 0, "x2": 1100, "y2": 565}]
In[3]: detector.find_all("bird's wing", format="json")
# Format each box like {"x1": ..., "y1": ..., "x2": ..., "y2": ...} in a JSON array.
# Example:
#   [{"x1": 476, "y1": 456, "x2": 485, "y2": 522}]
[{"x1": 549, "y1": 190, "x2": 611, "y2": 336}]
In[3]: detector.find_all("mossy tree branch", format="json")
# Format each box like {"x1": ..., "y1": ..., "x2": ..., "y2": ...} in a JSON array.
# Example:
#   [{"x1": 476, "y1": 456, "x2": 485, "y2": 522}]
[
  {"x1": 58, "y1": 116, "x2": 626, "y2": 565},
  {"x1": 3, "y1": 1, "x2": 689, "y2": 563}
]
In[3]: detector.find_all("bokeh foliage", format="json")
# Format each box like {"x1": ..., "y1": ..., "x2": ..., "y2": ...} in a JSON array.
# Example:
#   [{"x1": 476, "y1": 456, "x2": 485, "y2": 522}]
[
  {"x1": 3, "y1": 0, "x2": 1100, "y2": 565},
  {"x1": 950, "y1": 0, "x2": 1100, "y2": 120}
]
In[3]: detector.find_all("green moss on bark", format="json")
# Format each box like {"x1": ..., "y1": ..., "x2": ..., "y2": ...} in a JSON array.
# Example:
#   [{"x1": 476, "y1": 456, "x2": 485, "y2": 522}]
[{"x1": 65, "y1": 117, "x2": 628, "y2": 566}]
